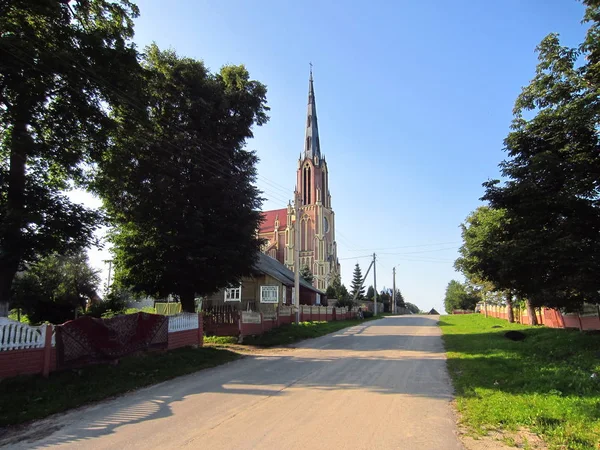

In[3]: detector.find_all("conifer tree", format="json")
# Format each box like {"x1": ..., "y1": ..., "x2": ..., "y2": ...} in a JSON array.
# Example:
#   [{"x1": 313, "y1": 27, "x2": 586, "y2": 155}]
[{"x1": 350, "y1": 263, "x2": 365, "y2": 300}]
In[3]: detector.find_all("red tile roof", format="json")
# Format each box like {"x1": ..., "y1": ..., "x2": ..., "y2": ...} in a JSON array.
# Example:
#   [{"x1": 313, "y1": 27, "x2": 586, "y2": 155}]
[{"x1": 259, "y1": 208, "x2": 288, "y2": 233}]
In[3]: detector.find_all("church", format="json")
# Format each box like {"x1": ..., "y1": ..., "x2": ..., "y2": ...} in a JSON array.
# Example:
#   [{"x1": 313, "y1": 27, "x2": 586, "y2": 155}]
[{"x1": 259, "y1": 70, "x2": 340, "y2": 291}]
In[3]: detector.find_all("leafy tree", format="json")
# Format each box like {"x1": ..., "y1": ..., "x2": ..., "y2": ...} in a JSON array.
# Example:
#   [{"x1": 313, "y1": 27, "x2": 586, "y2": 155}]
[
  {"x1": 366, "y1": 285, "x2": 375, "y2": 301},
  {"x1": 97, "y1": 45, "x2": 269, "y2": 312},
  {"x1": 443, "y1": 280, "x2": 479, "y2": 313},
  {"x1": 482, "y1": 1, "x2": 600, "y2": 311},
  {"x1": 454, "y1": 206, "x2": 517, "y2": 322},
  {"x1": 404, "y1": 302, "x2": 420, "y2": 315},
  {"x1": 0, "y1": 0, "x2": 142, "y2": 316},
  {"x1": 350, "y1": 263, "x2": 365, "y2": 300},
  {"x1": 11, "y1": 252, "x2": 100, "y2": 324},
  {"x1": 300, "y1": 266, "x2": 314, "y2": 285}
]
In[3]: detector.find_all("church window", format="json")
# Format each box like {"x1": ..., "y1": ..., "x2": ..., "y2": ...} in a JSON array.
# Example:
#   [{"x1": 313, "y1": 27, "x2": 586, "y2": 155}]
[
  {"x1": 303, "y1": 165, "x2": 311, "y2": 205},
  {"x1": 307, "y1": 115, "x2": 312, "y2": 127},
  {"x1": 306, "y1": 136, "x2": 311, "y2": 152}
]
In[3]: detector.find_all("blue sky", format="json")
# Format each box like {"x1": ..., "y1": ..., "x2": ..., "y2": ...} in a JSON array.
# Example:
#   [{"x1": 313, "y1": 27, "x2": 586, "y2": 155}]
[{"x1": 83, "y1": 0, "x2": 588, "y2": 313}]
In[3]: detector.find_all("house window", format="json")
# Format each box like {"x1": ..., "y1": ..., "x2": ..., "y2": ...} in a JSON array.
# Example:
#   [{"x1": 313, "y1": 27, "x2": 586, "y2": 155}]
[
  {"x1": 260, "y1": 285, "x2": 279, "y2": 303},
  {"x1": 225, "y1": 284, "x2": 242, "y2": 302}
]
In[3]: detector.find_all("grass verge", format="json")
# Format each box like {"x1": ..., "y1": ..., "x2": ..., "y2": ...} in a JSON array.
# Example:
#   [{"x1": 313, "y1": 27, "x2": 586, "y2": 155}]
[
  {"x1": 0, "y1": 346, "x2": 240, "y2": 427},
  {"x1": 240, "y1": 317, "x2": 379, "y2": 347},
  {"x1": 440, "y1": 314, "x2": 600, "y2": 450}
]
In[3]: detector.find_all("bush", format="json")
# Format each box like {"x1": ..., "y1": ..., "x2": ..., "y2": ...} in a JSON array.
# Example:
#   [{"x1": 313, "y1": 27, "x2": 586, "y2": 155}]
[
  {"x1": 86, "y1": 295, "x2": 127, "y2": 318},
  {"x1": 362, "y1": 310, "x2": 374, "y2": 319}
]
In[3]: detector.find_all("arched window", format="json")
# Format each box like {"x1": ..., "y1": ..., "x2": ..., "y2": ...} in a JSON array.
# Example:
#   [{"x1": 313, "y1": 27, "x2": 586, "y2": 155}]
[
  {"x1": 306, "y1": 136, "x2": 311, "y2": 153},
  {"x1": 307, "y1": 115, "x2": 312, "y2": 128},
  {"x1": 303, "y1": 164, "x2": 311, "y2": 205}
]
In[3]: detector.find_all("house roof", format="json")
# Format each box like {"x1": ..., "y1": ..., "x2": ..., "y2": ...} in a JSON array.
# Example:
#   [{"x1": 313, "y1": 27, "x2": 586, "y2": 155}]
[
  {"x1": 253, "y1": 252, "x2": 324, "y2": 295},
  {"x1": 259, "y1": 208, "x2": 288, "y2": 233}
]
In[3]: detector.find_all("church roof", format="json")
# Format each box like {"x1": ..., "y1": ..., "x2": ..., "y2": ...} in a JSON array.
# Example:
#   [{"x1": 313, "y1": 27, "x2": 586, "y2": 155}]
[
  {"x1": 259, "y1": 208, "x2": 288, "y2": 233},
  {"x1": 253, "y1": 252, "x2": 324, "y2": 295},
  {"x1": 304, "y1": 67, "x2": 321, "y2": 161}
]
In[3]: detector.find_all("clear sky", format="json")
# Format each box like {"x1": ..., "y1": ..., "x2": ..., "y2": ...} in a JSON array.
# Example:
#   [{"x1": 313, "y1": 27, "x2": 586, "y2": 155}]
[{"x1": 82, "y1": 0, "x2": 588, "y2": 314}]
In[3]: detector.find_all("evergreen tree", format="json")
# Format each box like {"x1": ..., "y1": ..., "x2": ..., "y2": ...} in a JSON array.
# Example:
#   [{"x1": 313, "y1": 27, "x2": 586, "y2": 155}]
[
  {"x1": 366, "y1": 285, "x2": 375, "y2": 301},
  {"x1": 350, "y1": 263, "x2": 365, "y2": 300},
  {"x1": 300, "y1": 266, "x2": 314, "y2": 285}
]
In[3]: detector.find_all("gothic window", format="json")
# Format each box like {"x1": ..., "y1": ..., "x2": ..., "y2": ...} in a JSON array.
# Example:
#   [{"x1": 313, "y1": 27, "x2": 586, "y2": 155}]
[
  {"x1": 307, "y1": 115, "x2": 312, "y2": 127},
  {"x1": 303, "y1": 165, "x2": 311, "y2": 205},
  {"x1": 306, "y1": 136, "x2": 311, "y2": 152}
]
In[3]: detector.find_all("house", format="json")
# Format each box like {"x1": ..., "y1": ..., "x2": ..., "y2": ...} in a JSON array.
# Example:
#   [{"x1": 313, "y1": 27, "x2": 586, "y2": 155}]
[{"x1": 202, "y1": 252, "x2": 326, "y2": 315}]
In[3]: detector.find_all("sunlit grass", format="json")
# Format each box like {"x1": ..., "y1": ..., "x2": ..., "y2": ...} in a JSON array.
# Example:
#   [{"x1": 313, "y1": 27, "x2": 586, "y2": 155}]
[{"x1": 440, "y1": 314, "x2": 600, "y2": 449}]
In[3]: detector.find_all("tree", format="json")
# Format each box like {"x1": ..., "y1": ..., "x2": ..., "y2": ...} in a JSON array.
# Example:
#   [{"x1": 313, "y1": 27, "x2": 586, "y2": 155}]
[
  {"x1": 454, "y1": 207, "x2": 517, "y2": 322},
  {"x1": 443, "y1": 280, "x2": 479, "y2": 313},
  {"x1": 97, "y1": 45, "x2": 269, "y2": 312},
  {"x1": 482, "y1": 1, "x2": 600, "y2": 311},
  {"x1": 11, "y1": 252, "x2": 100, "y2": 324},
  {"x1": 350, "y1": 263, "x2": 365, "y2": 300},
  {"x1": 404, "y1": 302, "x2": 420, "y2": 315},
  {"x1": 379, "y1": 288, "x2": 392, "y2": 312},
  {"x1": 300, "y1": 266, "x2": 314, "y2": 285},
  {"x1": 366, "y1": 285, "x2": 374, "y2": 301},
  {"x1": 0, "y1": 0, "x2": 142, "y2": 316},
  {"x1": 395, "y1": 289, "x2": 406, "y2": 308}
]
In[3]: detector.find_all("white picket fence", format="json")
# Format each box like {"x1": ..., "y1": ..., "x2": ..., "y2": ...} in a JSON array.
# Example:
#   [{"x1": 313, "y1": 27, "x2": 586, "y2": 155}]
[
  {"x1": 168, "y1": 313, "x2": 199, "y2": 332},
  {"x1": 0, "y1": 319, "x2": 48, "y2": 351}
]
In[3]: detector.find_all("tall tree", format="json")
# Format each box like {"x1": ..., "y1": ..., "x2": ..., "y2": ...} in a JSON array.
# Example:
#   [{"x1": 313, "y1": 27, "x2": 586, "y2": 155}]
[
  {"x1": 350, "y1": 263, "x2": 365, "y2": 300},
  {"x1": 97, "y1": 45, "x2": 269, "y2": 312},
  {"x1": 300, "y1": 266, "x2": 314, "y2": 285},
  {"x1": 482, "y1": 1, "x2": 600, "y2": 311},
  {"x1": 366, "y1": 285, "x2": 375, "y2": 301},
  {"x1": 0, "y1": 0, "x2": 142, "y2": 316}
]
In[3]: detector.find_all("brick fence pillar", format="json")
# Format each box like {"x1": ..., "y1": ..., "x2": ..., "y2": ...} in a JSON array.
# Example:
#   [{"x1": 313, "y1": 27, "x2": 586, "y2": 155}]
[
  {"x1": 198, "y1": 314, "x2": 204, "y2": 347},
  {"x1": 42, "y1": 324, "x2": 53, "y2": 377}
]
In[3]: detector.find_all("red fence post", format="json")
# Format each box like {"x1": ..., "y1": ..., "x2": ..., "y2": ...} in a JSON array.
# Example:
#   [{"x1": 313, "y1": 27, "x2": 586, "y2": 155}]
[
  {"x1": 198, "y1": 314, "x2": 204, "y2": 347},
  {"x1": 42, "y1": 324, "x2": 53, "y2": 377}
]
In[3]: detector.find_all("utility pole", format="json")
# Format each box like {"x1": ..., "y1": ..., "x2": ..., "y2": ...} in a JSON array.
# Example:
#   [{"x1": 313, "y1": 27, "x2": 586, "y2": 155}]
[
  {"x1": 392, "y1": 266, "x2": 396, "y2": 315},
  {"x1": 294, "y1": 191, "x2": 301, "y2": 324},
  {"x1": 373, "y1": 253, "x2": 377, "y2": 315}
]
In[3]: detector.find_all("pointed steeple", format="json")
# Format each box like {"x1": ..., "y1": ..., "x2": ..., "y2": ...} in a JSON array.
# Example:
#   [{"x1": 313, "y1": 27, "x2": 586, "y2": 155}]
[{"x1": 304, "y1": 64, "x2": 321, "y2": 161}]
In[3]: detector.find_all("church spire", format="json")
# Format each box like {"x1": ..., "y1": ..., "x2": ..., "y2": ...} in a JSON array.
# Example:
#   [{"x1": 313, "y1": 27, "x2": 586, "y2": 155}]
[{"x1": 304, "y1": 64, "x2": 321, "y2": 161}]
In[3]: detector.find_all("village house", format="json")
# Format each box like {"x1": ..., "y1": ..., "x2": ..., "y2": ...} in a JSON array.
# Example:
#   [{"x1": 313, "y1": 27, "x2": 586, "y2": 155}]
[{"x1": 202, "y1": 252, "x2": 326, "y2": 315}]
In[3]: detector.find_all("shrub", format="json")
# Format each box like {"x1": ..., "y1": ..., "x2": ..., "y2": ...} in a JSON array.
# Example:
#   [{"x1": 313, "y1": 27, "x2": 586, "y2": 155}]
[{"x1": 362, "y1": 311, "x2": 374, "y2": 319}]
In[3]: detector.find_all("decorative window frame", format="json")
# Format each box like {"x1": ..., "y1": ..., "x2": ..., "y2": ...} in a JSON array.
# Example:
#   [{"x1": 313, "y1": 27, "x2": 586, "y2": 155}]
[
  {"x1": 260, "y1": 285, "x2": 279, "y2": 304},
  {"x1": 224, "y1": 284, "x2": 242, "y2": 302}
]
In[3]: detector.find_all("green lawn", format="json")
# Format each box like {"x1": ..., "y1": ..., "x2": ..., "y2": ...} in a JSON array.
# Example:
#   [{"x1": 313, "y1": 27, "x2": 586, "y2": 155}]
[
  {"x1": 241, "y1": 317, "x2": 380, "y2": 347},
  {"x1": 0, "y1": 346, "x2": 240, "y2": 427},
  {"x1": 440, "y1": 314, "x2": 600, "y2": 450}
]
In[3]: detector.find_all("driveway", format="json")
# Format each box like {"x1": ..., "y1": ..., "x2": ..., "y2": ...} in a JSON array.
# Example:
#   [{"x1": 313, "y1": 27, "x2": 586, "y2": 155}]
[{"x1": 4, "y1": 315, "x2": 463, "y2": 449}]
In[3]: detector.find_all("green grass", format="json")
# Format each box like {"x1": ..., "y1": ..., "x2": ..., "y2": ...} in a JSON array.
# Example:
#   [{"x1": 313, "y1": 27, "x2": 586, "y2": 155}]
[
  {"x1": 0, "y1": 346, "x2": 240, "y2": 427},
  {"x1": 203, "y1": 335, "x2": 238, "y2": 345},
  {"x1": 440, "y1": 314, "x2": 600, "y2": 450},
  {"x1": 242, "y1": 317, "x2": 379, "y2": 347}
]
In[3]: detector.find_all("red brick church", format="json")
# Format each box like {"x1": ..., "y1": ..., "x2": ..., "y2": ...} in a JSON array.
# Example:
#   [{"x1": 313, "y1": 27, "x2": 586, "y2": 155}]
[{"x1": 259, "y1": 70, "x2": 340, "y2": 291}]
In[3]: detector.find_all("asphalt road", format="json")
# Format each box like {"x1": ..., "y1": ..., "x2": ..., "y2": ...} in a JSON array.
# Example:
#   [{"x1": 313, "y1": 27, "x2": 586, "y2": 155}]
[{"x1": 6, "y1": 315, "x2": 463, "y2": 449}]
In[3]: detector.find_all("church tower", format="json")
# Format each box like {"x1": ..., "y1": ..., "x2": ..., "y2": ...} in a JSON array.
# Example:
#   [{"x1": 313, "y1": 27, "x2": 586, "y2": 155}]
[{"x1": 259, "y1": 69, "x2": 340, "y2": 291}]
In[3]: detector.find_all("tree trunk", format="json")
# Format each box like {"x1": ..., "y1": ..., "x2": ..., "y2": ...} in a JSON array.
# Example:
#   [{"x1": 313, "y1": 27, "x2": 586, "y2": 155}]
[
  {"x1": 180, "y1": 287, "x2": 196, "y2": 313},
  {"x1": 0, "y1": 115, "x2": 29, "y2": 317},
  {"x1": 505, "y1": 291, "x2": 515, "y2": 323},
  {"x1": 526, "y1": 299, "x2": 538, "y2": 325}
]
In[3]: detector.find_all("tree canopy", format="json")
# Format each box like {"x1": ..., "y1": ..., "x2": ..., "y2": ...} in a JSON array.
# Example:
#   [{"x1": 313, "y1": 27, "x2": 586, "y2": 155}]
[
  {"x1": 96, "y1": 45, "x2": 269, "y2": 312},
  {"x1": 0, "y1": 0, "x2": 142, "y2": 316},
  {"x1": 443, "y1": 280, "x2": 479, "y2": 313},
  {"x1": 300, "y1": 266, "x2": 314, "y2": 285}
]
